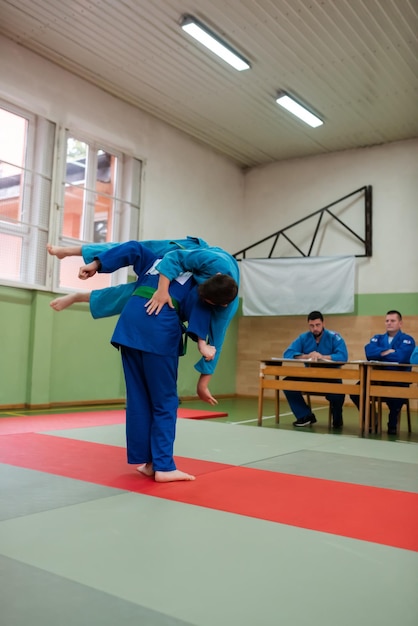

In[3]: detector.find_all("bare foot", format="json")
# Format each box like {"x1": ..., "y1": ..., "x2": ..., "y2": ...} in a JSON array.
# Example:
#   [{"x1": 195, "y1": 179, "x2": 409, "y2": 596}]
[
  {"x1": 50, "y1": 294, "x2": 78, "y2": 311},
  {"x1": 155, "y1": 469, "x2": 196, "y2": 482},
  {"x1": 47, "y1": 244, "x2": 82, "y2": 259},
  {"x1": 47, "y1": 244, "x2": 69, "y2": 259},
  {"x1": 136, "y1": 463, "x2": 155, "y2": 477},
  {"x1": 50, "y1": 292, "x2": 90, "y2": 311}
]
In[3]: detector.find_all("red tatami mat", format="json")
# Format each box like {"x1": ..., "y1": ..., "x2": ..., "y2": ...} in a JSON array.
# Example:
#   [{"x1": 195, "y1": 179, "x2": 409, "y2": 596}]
[
  {"x1": 0, "y1": 411, "x2": 126, "y2": 434},
  {"x1": 0, "y1": 432, "x2": 417, "y2": 552},
  {"x1": 177, "y1": 408, "x2": 228, "y2": 419},
  {"x1": 0, "y1": 408, "x2": 227, "y2": 434}
]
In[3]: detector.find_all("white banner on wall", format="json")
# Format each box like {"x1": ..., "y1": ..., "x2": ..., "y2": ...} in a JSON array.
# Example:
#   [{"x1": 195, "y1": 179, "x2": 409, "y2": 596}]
[{"x1": 241, "y1": 256, "x2": 355, "y2": 316}]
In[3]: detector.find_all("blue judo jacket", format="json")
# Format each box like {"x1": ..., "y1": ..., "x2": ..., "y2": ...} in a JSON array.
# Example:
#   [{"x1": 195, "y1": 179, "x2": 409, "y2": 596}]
[
  {"x1": 155, "y1": 248, "x2": 239, "y2": 375},
  {"x1": 365, "y1": 331, "x2": 415, "y2": 369},
  {"x1": 410, "y1": 347, "x2": 418, "y2": 364},
  {"x1": 83, "y1": 238, "x2": 238, "y2": 375},
  {"x1": 96, "y1": 242, "x2": 211, "y2": 357},
  {"x1": 283, "y1": 329, "x2": 348, "y2": 362}
]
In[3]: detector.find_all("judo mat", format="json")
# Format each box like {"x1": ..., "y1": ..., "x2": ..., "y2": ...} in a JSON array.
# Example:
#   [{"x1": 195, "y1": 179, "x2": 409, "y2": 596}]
[
  {"x1": 177, "y1": 408, "x2": 228, "y2": 419},
  {"x1": 0, "y1": 407, "x2": 227, "y2": 435},
  {"x1": 2, "y1": 404, "x2": 417, "y2": 626},
  {"x1": 0, "y1": 422, "x2": 417, "y2": 551}
]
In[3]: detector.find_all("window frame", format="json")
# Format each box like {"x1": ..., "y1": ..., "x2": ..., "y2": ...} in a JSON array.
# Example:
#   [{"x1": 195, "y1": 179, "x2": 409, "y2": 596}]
[
  {"x1": 0, "y1": 100, "x2": 53, "y2": 289},
  {"x1": 50, "y1": 127, "x2": 141, "y2": 293},
  {"x1": 0, "y1": 103, "x2": 142, "y2": 293}
]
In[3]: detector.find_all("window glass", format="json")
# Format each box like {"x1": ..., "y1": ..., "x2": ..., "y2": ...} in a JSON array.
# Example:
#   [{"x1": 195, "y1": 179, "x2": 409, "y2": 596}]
[
  {"x1": 0, "y1": 104, "x2": 53, "y2": 286},
  {"x1": 62, "y1": 138, "x2": 88, "y2": 240},
  {"x1": 0, "y1": 103, "x2": 141, "y2": 292},
  {"x1": 0, "y1": 109, "x2": 28, "y2": 279},
  {"x1": 57, "y1": 133, "x2": 141, "y2": 291}
]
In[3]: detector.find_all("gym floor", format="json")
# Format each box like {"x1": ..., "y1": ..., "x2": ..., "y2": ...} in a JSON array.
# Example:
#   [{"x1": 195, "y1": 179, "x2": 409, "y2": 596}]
[{"x1": 1, "y1": 398, "x2": 417, "y2": 626}]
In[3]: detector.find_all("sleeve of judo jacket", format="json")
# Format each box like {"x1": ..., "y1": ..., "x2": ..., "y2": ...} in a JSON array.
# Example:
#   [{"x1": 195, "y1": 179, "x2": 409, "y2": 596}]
[{"x1": 156, "y1": 248, "x2": 240, "y2": 375}]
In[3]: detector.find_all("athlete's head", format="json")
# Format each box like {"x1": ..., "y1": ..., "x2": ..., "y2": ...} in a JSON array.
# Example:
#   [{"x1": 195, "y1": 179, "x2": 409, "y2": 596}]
[
  {"x1": 307, "y1": 310, "x2": 324, "y2": 338},
  {"x1": 385, "y1": 310, "x2": 402, "y2": 336},
  {"x1": 198, "y1": 274, "x2": 238, "y2": 307}
]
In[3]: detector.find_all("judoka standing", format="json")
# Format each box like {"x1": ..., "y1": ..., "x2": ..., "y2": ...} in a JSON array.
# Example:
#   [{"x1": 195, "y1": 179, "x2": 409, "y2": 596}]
[
  {"x1": 80, "y1": 240, "x2": 238, "y2": 482},
  {"x1": 49, "y1": 237, "x2": 240, "y2": 404}
]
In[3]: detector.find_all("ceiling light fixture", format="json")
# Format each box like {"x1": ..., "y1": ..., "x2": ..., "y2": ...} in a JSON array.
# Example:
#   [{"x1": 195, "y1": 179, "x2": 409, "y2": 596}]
[
  {"x1": 180, "y1": 15, "x2": 250, "y2": 72},
  {"x1": 276, "y1": 92, "x2": 323, "y2": 128}
]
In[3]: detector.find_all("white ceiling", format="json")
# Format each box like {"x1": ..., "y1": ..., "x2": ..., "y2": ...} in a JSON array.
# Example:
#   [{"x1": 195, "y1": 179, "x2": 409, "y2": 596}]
[{"x1": 1, "y1": 0, "x2": 417, "y2": 168}]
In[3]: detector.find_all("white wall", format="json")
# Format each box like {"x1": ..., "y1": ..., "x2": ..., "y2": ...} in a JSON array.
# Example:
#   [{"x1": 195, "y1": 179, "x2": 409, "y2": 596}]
[
  {"x1": 0, "y1": 36, "x2": 244, "y2": 253},
  {"x1": 243, "y1": 139, "x2": 418, "y2": 294},
  {"x1": 1, "y1": 35, "x2": 417, "y2": 294}
]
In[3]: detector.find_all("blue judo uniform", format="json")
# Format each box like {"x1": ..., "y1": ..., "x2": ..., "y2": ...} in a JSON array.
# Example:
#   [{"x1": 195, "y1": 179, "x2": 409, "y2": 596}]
[
  {"x1": 283, "y1": 329, "x2": 348, "y2": 425},
  {"x1": 155, "y1": 247, "x2": 239, "y2": 375},
  {"x1": 82, "y1": 237, "x2": 239, "y2": 375},
  {"x1": 96, "y1": 241, "x2": 212, "y2": 472},
  {"x1": 353, "y1": 330, "x2": 415, "y2": 430},
  {"x1": 82, "y1": 237, "x2": 208, "y2": 319},
  {"x1": 410, "y1": 347, "x2": 418, "y2": 364}
]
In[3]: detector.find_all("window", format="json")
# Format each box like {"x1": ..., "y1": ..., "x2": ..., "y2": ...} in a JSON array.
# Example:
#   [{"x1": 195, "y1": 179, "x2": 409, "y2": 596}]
[
  {"x1": 55, "y1": 133, "x2": 141, "y2": 291},
  {"x1": 0, "y1": 103, "x2": 54, "y2": 287},
  {"x1": 0, "y1": 102, "x2": 142, "y2": 292}
]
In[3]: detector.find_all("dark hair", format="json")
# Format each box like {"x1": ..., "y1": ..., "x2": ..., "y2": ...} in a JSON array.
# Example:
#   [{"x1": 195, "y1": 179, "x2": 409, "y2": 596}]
[
  {"x1": 307, "y1": 310, "x2": 323, "y2": 322},
  {"x1": 198, "y1": 274, "x2": 238, "y2": 306},
  {"x1": 386, "y1": 310, "x2": 402, "y2": 320}
]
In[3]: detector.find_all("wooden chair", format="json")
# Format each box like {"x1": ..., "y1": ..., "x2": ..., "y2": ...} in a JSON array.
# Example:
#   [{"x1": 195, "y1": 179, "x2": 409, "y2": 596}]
[
  {"x1": 365, "y1": 365, "x2": 418, "y2": 435},
  {"x1": 257, "y1": 360, "x2": 364, "y2": 430},
  {"x1": 371, "y1": 398, "x2": 411, "y2": 434}
]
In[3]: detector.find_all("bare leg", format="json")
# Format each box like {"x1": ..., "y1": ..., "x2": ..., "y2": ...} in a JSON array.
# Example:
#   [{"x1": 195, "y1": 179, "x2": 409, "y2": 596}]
[
  {"x1": 47, "y1": 243, "x2": 83, "y2": 259},
  {"x1": 50, "y1": 291, "x2": 90, "y2": 311},
  {"x1": 155, "y1": 469, "x2": 195, "y2": 482},
  {"x1": 136, "y1": 463, "x2": 155, "y2": 477}
]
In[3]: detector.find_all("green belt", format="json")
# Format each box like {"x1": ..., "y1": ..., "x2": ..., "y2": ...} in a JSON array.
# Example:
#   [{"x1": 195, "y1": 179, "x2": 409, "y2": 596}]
[
  {"x1": 133, "y1": 286, "x2": 187, "y2": 355},
  {"x1": 132, "y1": 286, "x2": 180, "y2": 313}
]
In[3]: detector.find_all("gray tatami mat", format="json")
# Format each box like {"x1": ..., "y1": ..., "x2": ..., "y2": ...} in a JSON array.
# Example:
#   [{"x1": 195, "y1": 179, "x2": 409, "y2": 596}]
[
  {"x1": 246, "y1": 449, "x2": 418, "y2": 492},
  {"x1": 0, "y1": 464, "x2": 125, "y2": 521},
  {"x1": 0, "y1": 555, "x2": 194, "y2": 626}
]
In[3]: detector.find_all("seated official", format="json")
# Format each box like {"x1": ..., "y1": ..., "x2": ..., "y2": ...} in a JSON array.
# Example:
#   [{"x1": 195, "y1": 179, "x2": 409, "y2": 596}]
[
  {"x1": 283, "y1": 311, "x2": 348, "y2": 429},
  {"x1": 350, "y1": 310, "x2": 415, "y2": 435}
]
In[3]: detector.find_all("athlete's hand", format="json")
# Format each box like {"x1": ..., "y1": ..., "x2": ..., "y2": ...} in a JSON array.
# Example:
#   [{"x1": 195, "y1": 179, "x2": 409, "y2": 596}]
[
  {"x1": 145, "y1": 289, "x2": 174, "y2": 315},
  {"x1": 198, "y1": 339, "x2": 216, "y2": 361},
  {"x1": 78, "y1": 261, "x2": 99, "y2": 279}
]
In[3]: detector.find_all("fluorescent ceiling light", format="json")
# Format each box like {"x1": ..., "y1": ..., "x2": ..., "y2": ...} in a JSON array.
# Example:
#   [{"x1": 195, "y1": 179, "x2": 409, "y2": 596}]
[
  {"x1": 181, "y1": 15, "x2": 250, "y2": 71},
  {"x1": 276, "y1": 92, "x2": 323, "y2": 128}
]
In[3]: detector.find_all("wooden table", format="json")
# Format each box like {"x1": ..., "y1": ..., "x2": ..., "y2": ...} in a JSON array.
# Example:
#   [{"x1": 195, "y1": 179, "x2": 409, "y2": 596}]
[
  {"x1": 258, "y1": 358, "x2": 367, "y2": 430},
  {"x1": 363, "y1": 361, "x2": 418, "y2": 433}
]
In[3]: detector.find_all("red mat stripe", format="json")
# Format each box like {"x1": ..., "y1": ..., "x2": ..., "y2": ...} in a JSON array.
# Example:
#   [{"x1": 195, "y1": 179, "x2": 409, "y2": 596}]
[
  {"x1": 0, "y1": 408, "x2": 227, "y2": 434},
  {"x1": 0, "y1": 411, "x2": 126, "y2": 434},
  {"x1": 0, "y1": 432, "x2": 417, "y2": 552},
  {"x1": 177, "y1": 408, "x2": 228, "y2": 419}
]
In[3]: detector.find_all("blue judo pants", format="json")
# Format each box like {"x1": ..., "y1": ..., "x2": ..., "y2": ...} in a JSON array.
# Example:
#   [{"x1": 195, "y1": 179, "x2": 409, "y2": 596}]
[
  {"x1": 284, "y1": 377, "x2": 344, "y2": 423},
  {"x1": 121, "y1": 346, "x2": 179, "y2": 472}
]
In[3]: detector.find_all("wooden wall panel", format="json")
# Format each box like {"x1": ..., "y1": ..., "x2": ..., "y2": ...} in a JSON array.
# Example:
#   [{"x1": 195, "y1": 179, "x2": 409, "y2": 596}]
[{"x1": 236, "y1": 315, "x2": 418, "y2": 408}]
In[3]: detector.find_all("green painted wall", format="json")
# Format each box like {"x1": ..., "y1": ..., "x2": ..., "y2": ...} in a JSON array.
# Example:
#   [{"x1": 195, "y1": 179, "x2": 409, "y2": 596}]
[
  {"x1": 0, "y1": 285, "x2": 238, "y2": 407},
  {"x1": 0, "y1": 287, "x2": 126, "y2": 407},
  {"x1": 0, "y1": 286, "x2": 415, "y2": 408},
  {"x1": 354, "y1": 293, "x2": 418, "y2": 316},
  {"x1": 0, "y1": 287, "x2": 32, "y2": 406}
]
